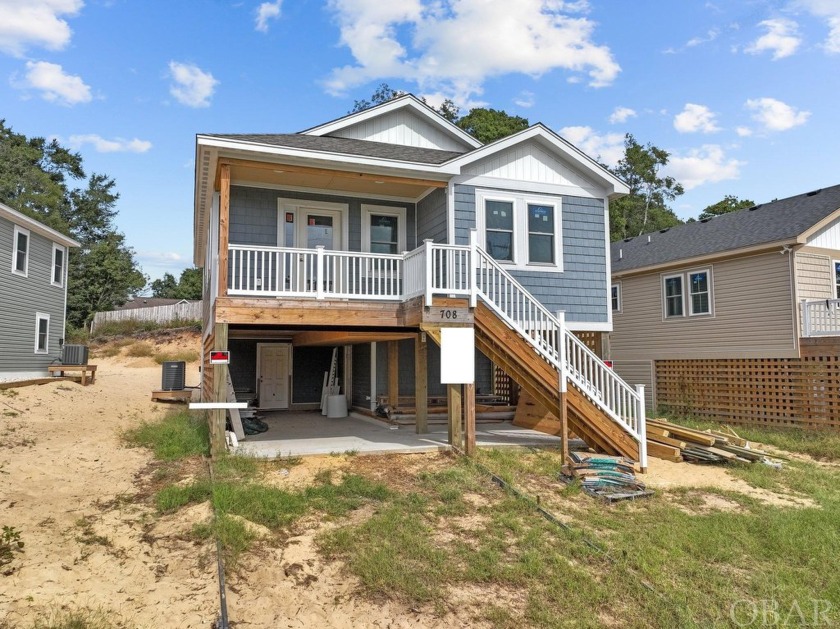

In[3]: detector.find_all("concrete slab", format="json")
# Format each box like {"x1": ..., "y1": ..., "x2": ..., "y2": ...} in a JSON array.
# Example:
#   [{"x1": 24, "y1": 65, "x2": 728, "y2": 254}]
[{"x1": 234, "y1": 411, "x2": 562, "y2": 458}]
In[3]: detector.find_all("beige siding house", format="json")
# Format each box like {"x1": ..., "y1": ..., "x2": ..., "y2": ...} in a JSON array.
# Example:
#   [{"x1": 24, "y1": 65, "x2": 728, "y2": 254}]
[{"x1": 609, "y1": 185, "x2": 840, "y2": 428}]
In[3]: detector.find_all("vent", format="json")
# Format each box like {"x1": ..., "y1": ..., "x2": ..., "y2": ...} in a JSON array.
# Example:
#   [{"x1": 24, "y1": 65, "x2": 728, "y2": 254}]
[
  {"x1": 62, "y1": 344, "x2": 89, "y2": 365},
  {"x1": 659, "y1": 228, "x2": 670, "y2": 233},
  {"x1": 623, "y1": 237, "x2": 633, "y2": 242},
  {"x1": 806, "y1": 189, "x2": 822, "y2": 197},
  {"x1": 748, "y1": 204, "x2": 763, "y2": 211},
  {"x1": 162, "y1": 361, "x2": 186, "y2": 391},
  {"x1": 700, "y1": 217, "x2": 713, "y2": 223}
]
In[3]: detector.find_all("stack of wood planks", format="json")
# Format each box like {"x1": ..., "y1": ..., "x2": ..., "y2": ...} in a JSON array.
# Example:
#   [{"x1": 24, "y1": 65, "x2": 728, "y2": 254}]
[
  {"x1": 563, "y1": 452, "x2": 654, "y2": 501},
  {"x1": 646, "y1": 418, "x2": 777, "y2": 464}
]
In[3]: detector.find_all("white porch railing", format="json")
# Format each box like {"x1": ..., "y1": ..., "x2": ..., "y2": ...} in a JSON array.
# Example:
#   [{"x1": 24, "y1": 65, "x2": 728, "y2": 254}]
[
  {"x1": 801, "y1": 299, "x2": 840, "y2": 337},
  {"x1": 226, "y1": 236, "x2": 647, "y2": 467}
]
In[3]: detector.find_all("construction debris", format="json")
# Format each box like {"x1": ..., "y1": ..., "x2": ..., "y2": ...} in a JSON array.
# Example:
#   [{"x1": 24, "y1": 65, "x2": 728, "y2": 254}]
[
  {"x1": 562, "y1": 452, "x2": 654, "y2": 502},
  {"x1": 646, "y1": 419, "x2": 782, "y2": 466}
]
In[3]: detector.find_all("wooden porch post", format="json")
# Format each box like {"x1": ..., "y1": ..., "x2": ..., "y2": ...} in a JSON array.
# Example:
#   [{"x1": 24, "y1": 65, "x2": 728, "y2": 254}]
[
  {"x1": 447, "y1": 383, "x2": 462, "y2": 449},
  {"x1": 415, "y1": 333, "x2": 428, "y2": 434},
  {"x1": 210, "y1": 322, "x2": 229, "y2": 456},
  {"x1": 388, "y1": 341, "x2": 399, "y2": 408},
  {"x1": 218, "y1": 163, "x2": 231, "y2": 298},
  {"x1": 464, "y1": 382, "x2": 476, "y2": 456}
]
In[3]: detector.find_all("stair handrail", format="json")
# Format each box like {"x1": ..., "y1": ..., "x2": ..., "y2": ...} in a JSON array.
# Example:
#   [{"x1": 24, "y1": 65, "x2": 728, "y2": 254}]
[{"x1": 469, "y1": 231, "x2": 646, "y2": 451}]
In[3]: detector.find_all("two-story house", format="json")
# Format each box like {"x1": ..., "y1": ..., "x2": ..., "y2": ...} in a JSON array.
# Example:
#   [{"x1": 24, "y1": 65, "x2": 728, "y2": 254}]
[
  {"x1": 194, "y1": 95, "x2": 648, "y2": 467},
  {"x1": 0, "y1": 201, "x2": 79, "y2": 381}
]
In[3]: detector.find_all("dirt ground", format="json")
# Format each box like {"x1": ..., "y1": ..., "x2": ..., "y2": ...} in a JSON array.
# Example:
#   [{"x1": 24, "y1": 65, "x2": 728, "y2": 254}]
[{"x1": 0, "y1": 329, "x2": 810, "y2": 628}]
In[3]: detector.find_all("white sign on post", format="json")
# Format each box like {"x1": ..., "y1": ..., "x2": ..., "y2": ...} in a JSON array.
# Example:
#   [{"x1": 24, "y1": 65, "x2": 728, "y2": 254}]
[{"x1": 439, "y1": 327, "x2": 475, "y2": 384}]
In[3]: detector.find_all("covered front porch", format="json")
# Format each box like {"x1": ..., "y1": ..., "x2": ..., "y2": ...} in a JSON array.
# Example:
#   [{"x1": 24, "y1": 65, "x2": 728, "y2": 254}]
[{"x1": 233, "y1": 410, "x2": 563, "y2": 458}]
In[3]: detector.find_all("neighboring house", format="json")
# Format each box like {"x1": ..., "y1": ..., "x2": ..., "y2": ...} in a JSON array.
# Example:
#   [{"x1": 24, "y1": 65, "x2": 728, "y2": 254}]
[
  {"x1": 609, "y1": 184, "x2": 840, "y2": 428},
  {"x1": 0, "y1": 201, "x2": 79, "y2": 381},
  {"x1": 194, "y1": 95, "x2": 650, "y2": 466},
  {"x1": 114, "y1": 297, "x2": 192, "y2": 310}
]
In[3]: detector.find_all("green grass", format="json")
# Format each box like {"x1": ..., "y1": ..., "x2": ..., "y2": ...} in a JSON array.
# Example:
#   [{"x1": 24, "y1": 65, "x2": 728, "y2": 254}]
[{"x1": 123, "y1": 411, "x2": 209, "y2": 460}]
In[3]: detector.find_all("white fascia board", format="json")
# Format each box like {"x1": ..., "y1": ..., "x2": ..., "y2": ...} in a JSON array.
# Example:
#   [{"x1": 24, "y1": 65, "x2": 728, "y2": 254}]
[
  {"x1": 0, "y1": 202, "x2": 79, "y2": 248},
  {"x1": 196, "y1": 135, "x2": 454, "y2": 178},
  {"x1": 299, "y1": 95, "x2": 483, "y2": 150},
  {"x1": 444, "y1": 125, "x2": 630, "y2": 198}
]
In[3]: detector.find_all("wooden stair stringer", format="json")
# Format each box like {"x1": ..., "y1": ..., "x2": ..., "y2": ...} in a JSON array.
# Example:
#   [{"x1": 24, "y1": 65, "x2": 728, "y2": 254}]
[{"x1": 474, "y1": 303, "x2": 638, "y2": 460}]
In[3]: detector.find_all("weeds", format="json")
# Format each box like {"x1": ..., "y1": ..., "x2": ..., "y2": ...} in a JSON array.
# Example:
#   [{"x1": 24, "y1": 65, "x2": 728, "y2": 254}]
[
  {"x1": 153, "y1": 350, "x2": 199, "y2": 364},
  {"x1": 74, "y1": 517, "x2": 112, "y2": 547},
  {"x1": 124, "y1": 342, "x2": 153, "y2": 358},
  {"x1": 31, "y1": 606, "x2": 119, "y2": 629},
  {"x1": 123, "y1": 411, "x2": 209, "y2": 460},
  {"x1": 0, "y1": 525, "x2": 24, "y2": 573},
  {"x1": 90, "y1": 318, "x2": 201, "y2": 339}
]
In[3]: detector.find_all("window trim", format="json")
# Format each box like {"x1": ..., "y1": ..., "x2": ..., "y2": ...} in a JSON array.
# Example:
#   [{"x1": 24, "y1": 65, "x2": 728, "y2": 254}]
[
  {"x1": 475, "y1": 190, "x2": 563, "y2": 272},
  {"x1": 834, "y1": 259, "x2": 840, "y2": 299},
  {"x1": 611, "y1": 283, "x2": 621, "y2": 313},
  {"x1": 34, "y1": 312, "x2": 50, "y2": 354},
  {"x1": 361, "y1": 204, "x2": 407, "y2": 254},
  {"x1": 12, "y1": 225, "x2": 30, "y2": 277},
  {"x1": 662, "y1": 273, "x2": 685, "y2": 319},
  {"x1": 52, "y1": 243, "x2": 66, "y2": 287},
  {"x1": 687, "y1": 268, "x2": 713, "y2": 317}
]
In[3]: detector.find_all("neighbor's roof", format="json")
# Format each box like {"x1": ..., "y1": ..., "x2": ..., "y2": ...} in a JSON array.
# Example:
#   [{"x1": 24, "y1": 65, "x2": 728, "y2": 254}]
[
  {"x1": 201, "y1": 133, "x2": 465, "y2": 165},
  {"x1": 115, "y1": 298, "x2": 196, "y2": 311},
  {"x1": 611, "y1": 184, "x2": 840, "y2": 275}
]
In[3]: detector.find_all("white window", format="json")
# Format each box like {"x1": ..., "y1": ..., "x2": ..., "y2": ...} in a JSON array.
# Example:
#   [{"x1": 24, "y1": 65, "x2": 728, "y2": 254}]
[
  {"x1": 35, "y1": 313, "x2": 50, "y2": 354},
  {"x1": 663, "y1": 268, "x2": 714, "y2": 319},
  {"x1": 611, "y1": 284, "x2": 621, "y2": 312},
  {"x1": 476, "y1": 190, "x2": 562, "y2": 271},
  {"x1": 688, "y1": 269, "x2": 711, "y2": 315},
  {"x1": 12, "y1": 225, "x2": 29, "y2": 276},
  {"x1": 361, "y1": 205, "x2": 406, "y2": 254},
  {"x1": 663, "y1": 274, "x2": 684, "y2": 318},
  {"x1": 52, "y1": 244, "x2": 66, "y2": 287},
  {"x1": 835, "y1": 260, "x2": 840, "y2": 299}
]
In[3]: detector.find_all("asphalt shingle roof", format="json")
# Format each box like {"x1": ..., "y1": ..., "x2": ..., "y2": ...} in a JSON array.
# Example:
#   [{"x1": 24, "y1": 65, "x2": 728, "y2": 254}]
[
  {"x1": 205, "y1": 133, "x2": 465, "y2": 165},
  {"x1": 611, "y1": 184, "x2": 840, "y2": 274}
]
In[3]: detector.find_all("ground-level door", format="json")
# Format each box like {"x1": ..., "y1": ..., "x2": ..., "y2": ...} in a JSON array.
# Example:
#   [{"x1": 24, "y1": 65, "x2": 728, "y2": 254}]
[{"x1": 257, "y1": 343, "x2": 291, "y2": 410}]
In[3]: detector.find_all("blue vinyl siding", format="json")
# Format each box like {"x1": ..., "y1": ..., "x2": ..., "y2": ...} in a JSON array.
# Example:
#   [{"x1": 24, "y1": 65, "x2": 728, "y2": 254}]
[{"x1": 417, "y1": 188, "x2": 447, "y2": 244}]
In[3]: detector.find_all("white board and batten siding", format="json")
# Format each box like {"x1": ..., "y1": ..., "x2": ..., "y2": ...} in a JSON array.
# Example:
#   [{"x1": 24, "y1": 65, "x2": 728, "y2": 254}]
[
  {"x1": 806, "y1": 215, "x2": 840, "y2": 250},
  {"x1": 331, "y1": 109, "x2": 469, "y2": 152}
]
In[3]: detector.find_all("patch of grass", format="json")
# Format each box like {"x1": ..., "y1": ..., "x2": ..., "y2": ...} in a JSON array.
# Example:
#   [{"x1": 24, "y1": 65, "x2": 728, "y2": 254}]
[
  {"x1": 123, "y1": 411, "x2": 209, "y2": 460},
  {"x1": 31, "y1": 606, "x2": 118, "y2": 629},
  {"x1": 124, "y1": 341, "x2": 154, "y2": 358},
  {"x1": 153, "y1": 350, "x2": 200, "y2": 364},
  {"x1": 192, "y1": 513, "x2": 256, "y2": 568},
  {"x1": 96, "y1": 345, "x2": 122, "y2": 358},
  {"x1": 156, "y1": 479, "x2": 213, "y2": 513}
]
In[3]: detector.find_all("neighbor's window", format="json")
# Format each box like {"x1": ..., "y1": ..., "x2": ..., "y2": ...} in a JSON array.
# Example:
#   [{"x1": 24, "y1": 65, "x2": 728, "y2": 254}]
[
  {"x1": 611, "y1": 284, "x2": 621, "y2": 312},
  {"x1": 527, "y1": 204, "x2": 555, "y2": 264},
  {"x1": 369, "y1": 214, "x2": 399, "y2": 254},
  {"x1": 52, "y1": 244, "x2": 65, "y2": 287},
  {"x1": 12, "y1": 226, "x2": 29, "y2": 276},
  {"x1": 689, "y1": 270, "x2": 711, "y2": 315},
  {"x1": 35, "y1": 313, "x2": 49, "y2": 354},
  {"x1": 485, "y1": 200, "x2": 514, "y2": 262},
  {"x1": 664, "y1": 275, "x2": 684, "y2": 317}
]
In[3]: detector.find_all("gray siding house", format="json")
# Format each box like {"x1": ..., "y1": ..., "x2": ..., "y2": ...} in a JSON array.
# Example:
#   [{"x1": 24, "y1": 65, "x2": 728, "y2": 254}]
[
  {"x1": 194, "y1": 95, "x2": 651, "y2": 465},
  {"x1": 0, "y1": 202, "x2": 79, "y2": 381}
]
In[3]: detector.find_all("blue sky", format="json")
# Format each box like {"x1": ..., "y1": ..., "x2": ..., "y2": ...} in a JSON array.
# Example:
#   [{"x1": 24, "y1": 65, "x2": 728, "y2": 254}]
[{"x1": 1, "y1": 0, "x2": 838, "y2": 281}]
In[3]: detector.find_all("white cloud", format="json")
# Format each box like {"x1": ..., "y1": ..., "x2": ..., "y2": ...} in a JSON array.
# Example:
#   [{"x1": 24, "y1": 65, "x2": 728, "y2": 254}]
[
  {"x1": 69, "y1": 134, "x2": 152, "y2": 153},
  {"x1": 255, "y1": 1, "x2": 282, "y2": 32},
  {"x1": 796, "y1": 0, "x2": 840, "y2": 53},
  {"x1": 745, "y1": 97, "x2": 810, "y2": 131},
  {"x1": 687, "y1": 28, "x2": 719, "y2": 47},
  {"x1": 515, "y1": 90, "x2": 535, "y2": 108},
  {"x1": 745, "y1": 18, "x2": 801, "y2": 59},
  {"x1": 673, "y1": 103, "x2": 720, "y2": 134},
  {"x1": 735, "y1": 126, "x2": 752, "y2": 137},
  {"x1": 21, "y1": 60, "x2": 91, "y2": 105},
  {"x1": 167, "y1": 61, "x2": 218, "y2": 108},
  {"x1": 666, "y1": 145, "x2": 743, "y2": 190},
  {"x1": 0, "y1": 0, "x2": 83, "y2": 57},
  {"x1": 559, "y1": 125, "x2": 625, "y2": 167},
  {"x1": 324, "y1": 0, "x2": 620, "y2": 104},
  {"x1": 608, "y1": 106, "x2": 636, "y2": 124}
]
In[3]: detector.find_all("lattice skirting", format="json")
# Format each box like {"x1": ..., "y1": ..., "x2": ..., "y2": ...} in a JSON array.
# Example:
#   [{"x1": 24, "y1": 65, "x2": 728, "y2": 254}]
[{"x1": 656, "y1": 356, "x2": 840, "y2": 428}]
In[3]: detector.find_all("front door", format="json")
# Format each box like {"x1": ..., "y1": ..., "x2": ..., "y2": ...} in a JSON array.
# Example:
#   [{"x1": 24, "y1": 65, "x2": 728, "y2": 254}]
[{"x1": 258, "y1": 344, "x2": 290, "y2": 410}]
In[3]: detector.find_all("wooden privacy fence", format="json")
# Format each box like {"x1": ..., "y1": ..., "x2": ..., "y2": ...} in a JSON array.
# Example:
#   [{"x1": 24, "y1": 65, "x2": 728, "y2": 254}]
[
  {"x1": 656, "y1": 351, "x2": 840, "y2": 429},
  {"x1": 91, "y1": 301, "x2": 202, "y2": 332}
]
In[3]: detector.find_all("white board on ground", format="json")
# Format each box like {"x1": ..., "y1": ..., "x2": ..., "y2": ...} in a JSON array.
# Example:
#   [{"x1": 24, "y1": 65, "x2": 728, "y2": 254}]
[{"x1": 440, "y1": 327, "x2": 475, "y2": 384}]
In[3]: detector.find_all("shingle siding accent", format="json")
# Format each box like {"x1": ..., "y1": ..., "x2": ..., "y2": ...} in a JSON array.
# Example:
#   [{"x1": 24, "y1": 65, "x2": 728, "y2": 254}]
[
  {"x1": 0, "y1": 216, "x2": 68, "y2": 374},
  {"x1": 453, "y1": 184, "x2": 475, "y2": 245},
  {"x1": 229, "y1": 186, "x2": 416, "y2": 251},
  {"x1": 417, "y1": 188, "x2": 447, "y2": 243}
]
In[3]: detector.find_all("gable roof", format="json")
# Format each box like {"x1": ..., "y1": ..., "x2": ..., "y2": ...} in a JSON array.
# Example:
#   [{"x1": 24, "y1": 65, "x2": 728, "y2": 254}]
[
  {"x1": 200, "y1": 133, "x2": 463, "y2": 165},
  {"x1": 301, "y1": 94, "x2": 482, "y2": 150},
  {"x1": 611, "y1": 184, "x2": 840, "y2": 275},
  {"x1": 0, "y1": 201, "x2": 79, "y2": 248}
]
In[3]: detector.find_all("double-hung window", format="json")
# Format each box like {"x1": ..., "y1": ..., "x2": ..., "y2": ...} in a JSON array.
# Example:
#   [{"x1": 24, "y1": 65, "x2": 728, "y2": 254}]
[
  {"x1": 611, "y1": 284, "x2": 621, "y2": 312},
  {"x1": 527, "y1": 204, "x2": 555, "y2": 264},
  {"x1": 663, "y1": 268, "x2": 713, "y2": 319},
  {"x1": 12, "y1": 226, "x2": 29, "y2": 276},
  {"x1": 663, "y1": 274, "x2": 684, "y2": 318},
  {"x1": 835, "y1": 260, "x2": 840, "y2": 299},
  {"x1": 52, "y1": 244, "x2": 66, "y2": 287},
  {"x1": 688, "y1": 270, "x2": 711, "y2": 315},
  {"x1": 35, "y1": 313, "x2": 49, "y2": 354},
  {"x1": 361, "y1": 205, "x2": 406, "y2": 254},
  {"x1": 485, "y1": 200, "x2": 514, "y2": 262}
]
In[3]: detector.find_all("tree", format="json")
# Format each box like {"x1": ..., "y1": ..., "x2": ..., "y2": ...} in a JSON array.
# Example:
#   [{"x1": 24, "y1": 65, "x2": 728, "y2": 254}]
[
  {"x1": 698, "y1": 195, "x2": 755, "y2": 221},
  {"x1": 455, "y1": 108, "x2": 529, "y2": 144},
  {"x1": 609, "y1": 134, "x2": 684, "y2": 241},
  {"x1": 0, "y1": 120, "x2": 147, "y2": 328},
  {"x1": 150, "y1": 267, "x2": 203, "y2": 299}
]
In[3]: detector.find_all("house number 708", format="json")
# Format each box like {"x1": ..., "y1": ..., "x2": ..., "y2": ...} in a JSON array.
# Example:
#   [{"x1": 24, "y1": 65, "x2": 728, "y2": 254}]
[{"x1": 440, "y1": 309, "x2": 458, "y2": 319}]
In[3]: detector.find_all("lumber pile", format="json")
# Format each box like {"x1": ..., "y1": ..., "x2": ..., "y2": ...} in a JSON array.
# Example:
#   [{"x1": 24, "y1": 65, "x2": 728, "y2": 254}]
[
  {"x1": 646, "y1": 419, "x2": 778, "y2": 465},
  {"x1": 562, "y1": 452, "x2": 654, "y2": 502}
]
